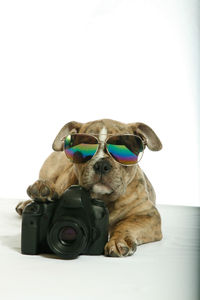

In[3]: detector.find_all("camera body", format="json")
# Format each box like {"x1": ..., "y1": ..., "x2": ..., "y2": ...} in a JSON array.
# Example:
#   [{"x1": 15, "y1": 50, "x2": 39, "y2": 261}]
[{"x1": 21, "y1": 185, "x2": 109, "y2": 259}]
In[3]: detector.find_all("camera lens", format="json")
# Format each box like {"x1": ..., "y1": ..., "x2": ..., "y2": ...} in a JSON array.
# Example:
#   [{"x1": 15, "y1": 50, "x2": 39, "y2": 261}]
[
  {"x1": 47, "y1": 219, "x2": 88, "y2": 259},
  {"x1": 59, "y1": 227, "x2": 77, "y2": 243}
]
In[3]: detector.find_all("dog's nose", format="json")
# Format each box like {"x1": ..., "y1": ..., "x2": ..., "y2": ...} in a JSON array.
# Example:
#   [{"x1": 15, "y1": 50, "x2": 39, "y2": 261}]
[{"x1": 93, "y1": 158, "x2": 112, "y2": 175}]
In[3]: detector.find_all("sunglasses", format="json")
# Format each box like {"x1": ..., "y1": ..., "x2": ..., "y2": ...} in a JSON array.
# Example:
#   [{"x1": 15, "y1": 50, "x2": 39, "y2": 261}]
[{"x1": 62, "y1": 133, "x2": 145, "y2": 166}]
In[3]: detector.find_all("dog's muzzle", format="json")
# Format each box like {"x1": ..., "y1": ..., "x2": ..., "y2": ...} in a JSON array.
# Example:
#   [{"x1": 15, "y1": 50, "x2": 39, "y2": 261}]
[
  {"x1": 91, "y1": 158, "x2": 113, "y2": 195},
  {"x1": 93, "y1": 158, "x2": 112, "y2": 175}
]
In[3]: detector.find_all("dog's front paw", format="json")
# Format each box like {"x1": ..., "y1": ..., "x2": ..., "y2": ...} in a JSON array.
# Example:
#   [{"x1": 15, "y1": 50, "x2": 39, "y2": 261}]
[
  {"x1": 27, "y1": 180, "x2": 58, "y2": 202},
  {"x1": 104, "y1": 237, "x2": 137, "y2": 257},
  {"x1": 15, "y1": 200, "x2": 32, "y2": 216},
  {"x1": 15, "y1": 200, "x2": 33, "y2": 215}
]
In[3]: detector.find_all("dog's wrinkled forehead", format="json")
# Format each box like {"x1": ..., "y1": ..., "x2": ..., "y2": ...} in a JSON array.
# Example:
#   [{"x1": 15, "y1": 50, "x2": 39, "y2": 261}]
[{"x1": 79, "y1": 119, "x2": 131, "y2": 136}]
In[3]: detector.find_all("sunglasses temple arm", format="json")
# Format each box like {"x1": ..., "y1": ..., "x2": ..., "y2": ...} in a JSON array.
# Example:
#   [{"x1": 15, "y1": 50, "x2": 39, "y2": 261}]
[{"x1": 60, "y1": 136, "x2": 67, "y2": 142}]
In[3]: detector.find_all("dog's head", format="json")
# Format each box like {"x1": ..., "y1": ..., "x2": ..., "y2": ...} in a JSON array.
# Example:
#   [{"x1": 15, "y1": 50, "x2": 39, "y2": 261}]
[{"x1": 52, "y1": 119, "x2": 162, "y2": 203}]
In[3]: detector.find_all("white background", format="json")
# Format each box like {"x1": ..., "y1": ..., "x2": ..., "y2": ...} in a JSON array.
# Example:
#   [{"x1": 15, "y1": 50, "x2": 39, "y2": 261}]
[{"x1": 0, "y1": 0, "x2": 199, "y2": 206}]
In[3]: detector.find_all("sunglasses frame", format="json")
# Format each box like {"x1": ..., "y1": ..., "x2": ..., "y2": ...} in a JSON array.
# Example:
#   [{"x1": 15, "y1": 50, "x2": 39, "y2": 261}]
[{"x1": 61, "y1": 133, "x2": 146, "y2": 166}]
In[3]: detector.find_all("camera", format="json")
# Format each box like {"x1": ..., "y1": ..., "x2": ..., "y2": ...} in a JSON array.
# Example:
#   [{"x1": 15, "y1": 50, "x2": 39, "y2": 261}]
[{"x1": 21, "y1": 185, "x2": 109, "y2": 259}]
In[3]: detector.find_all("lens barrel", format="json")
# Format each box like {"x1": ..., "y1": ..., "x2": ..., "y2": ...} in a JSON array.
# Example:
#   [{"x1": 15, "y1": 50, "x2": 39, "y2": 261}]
[{"x1": 47, "y1": 218, "x2": 88, "y2": 259}]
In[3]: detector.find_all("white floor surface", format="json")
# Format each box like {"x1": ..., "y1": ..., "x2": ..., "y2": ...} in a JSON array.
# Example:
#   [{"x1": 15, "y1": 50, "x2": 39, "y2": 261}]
[{"x1": 0, "y1": 199, "x2": 199, "y2": 300}]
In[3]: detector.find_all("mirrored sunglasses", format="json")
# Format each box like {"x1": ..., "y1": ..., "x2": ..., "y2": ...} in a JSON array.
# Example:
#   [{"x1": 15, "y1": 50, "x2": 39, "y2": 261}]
[{"x1": 62, "y1": 133, "x2": 144, "y2": 166}]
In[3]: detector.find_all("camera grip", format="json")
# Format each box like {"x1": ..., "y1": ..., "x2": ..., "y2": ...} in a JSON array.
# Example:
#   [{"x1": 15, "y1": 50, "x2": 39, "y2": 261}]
[{"x1": 21, "y1": 213, "x2": 40, "y2": 255}]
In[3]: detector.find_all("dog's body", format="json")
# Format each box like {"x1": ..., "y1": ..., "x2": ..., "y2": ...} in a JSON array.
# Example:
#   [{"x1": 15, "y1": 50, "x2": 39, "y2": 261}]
[{"x1": 16, "y1": 119, "x2": 162, "y2": 257}]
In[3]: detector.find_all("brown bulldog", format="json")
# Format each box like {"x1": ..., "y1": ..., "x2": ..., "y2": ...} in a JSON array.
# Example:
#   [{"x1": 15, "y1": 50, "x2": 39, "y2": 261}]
[{"x1": 16, "y1": 119, "x2": 163, "y2": 257}]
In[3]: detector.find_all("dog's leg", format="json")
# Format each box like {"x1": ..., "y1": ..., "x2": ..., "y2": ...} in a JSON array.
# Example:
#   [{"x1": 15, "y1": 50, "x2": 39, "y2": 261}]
[
  {"x1": 26, "y1": 152, "x2": 70, "y2": 202},
  {"x1": 104, "y1": 208, "x2": 162, "y2": 257},
  {"x1": 16, "y1": 152, "x2": 77, "y2": 215}
]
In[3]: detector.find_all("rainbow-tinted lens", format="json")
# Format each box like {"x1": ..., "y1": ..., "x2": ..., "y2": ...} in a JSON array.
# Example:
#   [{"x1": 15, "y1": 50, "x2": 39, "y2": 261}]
[
  {"x1": 106, "y1": 135, "x2": 144, "y2": 165},
  {"x1": 64, "y1": 134, "x2": 98, "y2": 163}
]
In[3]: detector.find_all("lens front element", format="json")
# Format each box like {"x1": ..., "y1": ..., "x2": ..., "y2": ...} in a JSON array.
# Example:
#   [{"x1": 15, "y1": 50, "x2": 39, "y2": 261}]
[{"x1": 59, "y1": 226, "x2": 77, "y2": 244}]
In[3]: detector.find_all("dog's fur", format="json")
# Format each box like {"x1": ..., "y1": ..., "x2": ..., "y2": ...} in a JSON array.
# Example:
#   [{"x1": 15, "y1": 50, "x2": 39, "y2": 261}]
[{"x1": 16, "y1": 119, "x2": 163, "y2": 257}]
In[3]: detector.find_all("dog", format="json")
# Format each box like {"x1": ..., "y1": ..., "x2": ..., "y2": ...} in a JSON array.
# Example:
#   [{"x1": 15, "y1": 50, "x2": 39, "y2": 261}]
[{"x1": 16, "y1": 119, "x2": 163, "y2": 257}]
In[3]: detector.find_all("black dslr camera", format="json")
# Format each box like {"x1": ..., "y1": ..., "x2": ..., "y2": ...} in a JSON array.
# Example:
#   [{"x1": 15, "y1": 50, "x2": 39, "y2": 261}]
[{"x1": 21, "y1": 185, "x2": 109, "y2": 259}]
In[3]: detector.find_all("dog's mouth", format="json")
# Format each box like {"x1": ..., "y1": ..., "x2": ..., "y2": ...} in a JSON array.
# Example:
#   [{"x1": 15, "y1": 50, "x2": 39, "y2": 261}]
[{"x1": 92, "y1": 182, "x2": 113, "y2": 195}]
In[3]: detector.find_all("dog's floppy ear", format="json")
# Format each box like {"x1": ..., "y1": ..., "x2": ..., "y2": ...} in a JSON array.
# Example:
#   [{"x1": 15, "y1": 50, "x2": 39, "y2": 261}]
[
  {"x1": 52, "y1": 121, "x2": 83, "y2": 151},
  {"x1": 128, "y1": 122, "x2": 162, "y2": 151}
]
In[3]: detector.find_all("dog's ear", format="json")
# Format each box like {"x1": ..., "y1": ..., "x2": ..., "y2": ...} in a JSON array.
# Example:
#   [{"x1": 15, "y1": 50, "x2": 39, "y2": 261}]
[
  {"x1": 128, "y1": 122, "x2": 162, "y2": 151},
  {"x1": 52, "y1": 121, "x2": 83, "y2": 151}
]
